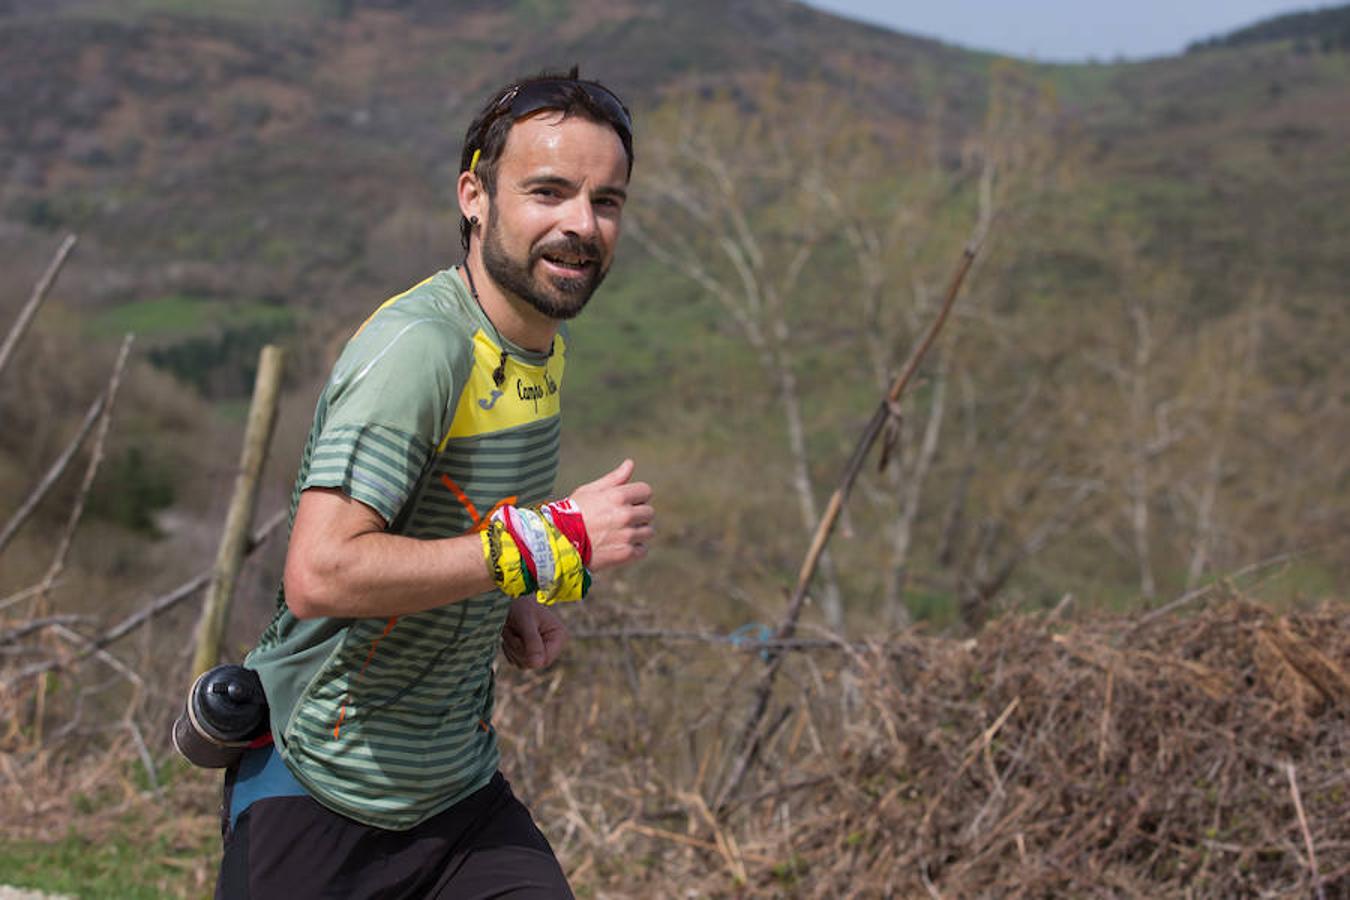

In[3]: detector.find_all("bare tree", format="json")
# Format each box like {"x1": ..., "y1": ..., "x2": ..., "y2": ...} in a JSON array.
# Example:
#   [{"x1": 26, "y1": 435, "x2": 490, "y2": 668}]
[
  {"x1": 810, "y1": 122, "x2": 958, "y2": 627},
  {"x1": 633, "y1": 64, "x2": 1089, "y2": 632},
  {"x1": 1174, "y1": 304, "x2": 1262, "y2": 588},
  {"x1": 630, "y1": 82, "x2": 851, "y2": 628},
  {"x1": 818, "y1": 61, "x2": 1068, "y2": 628}
]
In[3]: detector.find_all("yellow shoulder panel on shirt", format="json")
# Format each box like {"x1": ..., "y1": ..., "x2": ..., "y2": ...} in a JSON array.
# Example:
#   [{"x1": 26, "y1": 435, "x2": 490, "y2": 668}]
[{"x1": 441, "y1": 331, "x2": 566, "y2": 447}]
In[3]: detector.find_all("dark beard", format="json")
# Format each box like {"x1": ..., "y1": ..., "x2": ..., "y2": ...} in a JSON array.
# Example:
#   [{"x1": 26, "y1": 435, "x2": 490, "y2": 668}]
[{"x1": 480, "y1": 217, "x2": 608, "y2": 321}]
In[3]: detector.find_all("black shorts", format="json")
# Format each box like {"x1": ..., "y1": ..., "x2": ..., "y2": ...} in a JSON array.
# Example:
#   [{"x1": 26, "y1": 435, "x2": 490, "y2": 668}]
[{"x1": 215, "y1": 772, "x2": 573, "y2": 899}]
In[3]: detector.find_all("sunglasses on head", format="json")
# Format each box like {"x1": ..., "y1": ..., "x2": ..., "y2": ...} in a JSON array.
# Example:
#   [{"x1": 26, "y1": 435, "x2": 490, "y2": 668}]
[{"x1": 493, "y1": 78, "x2": 633, "y2": 144}]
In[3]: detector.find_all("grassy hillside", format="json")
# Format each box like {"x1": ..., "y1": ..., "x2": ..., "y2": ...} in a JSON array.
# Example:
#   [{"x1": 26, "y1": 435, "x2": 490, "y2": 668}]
[
  {"x1": 5, "y1": 0, "x2": 1342, "y2": 318},
  {"x1": 2, "y1": 0, "x2": 1345, "y2": 618}
]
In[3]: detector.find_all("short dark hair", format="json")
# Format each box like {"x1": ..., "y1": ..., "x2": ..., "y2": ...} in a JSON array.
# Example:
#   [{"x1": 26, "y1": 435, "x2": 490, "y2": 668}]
[{"x1": 458, "y1": 67, "x2": 635, "y2": 251}]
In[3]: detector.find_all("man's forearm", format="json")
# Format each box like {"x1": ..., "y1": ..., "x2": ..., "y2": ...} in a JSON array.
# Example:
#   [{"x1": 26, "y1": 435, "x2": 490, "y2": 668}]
[
  {"x1": 284, "y1": 488, "x2": 494, "y2": 619},
  {"x1": 286, "y1": 529, "x2": 494, "y2": 619}
]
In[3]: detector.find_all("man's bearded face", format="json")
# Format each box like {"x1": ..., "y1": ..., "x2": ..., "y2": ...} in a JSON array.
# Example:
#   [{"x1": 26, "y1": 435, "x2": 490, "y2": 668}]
[{"x1": 480, "y1": 212, "x2": 608, "y2": 321}]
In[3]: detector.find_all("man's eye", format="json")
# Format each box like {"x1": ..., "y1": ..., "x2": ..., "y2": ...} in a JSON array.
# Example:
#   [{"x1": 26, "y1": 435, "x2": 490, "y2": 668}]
[{"x1": 533, "y1": 188, "x2": 560, "y2": 198}]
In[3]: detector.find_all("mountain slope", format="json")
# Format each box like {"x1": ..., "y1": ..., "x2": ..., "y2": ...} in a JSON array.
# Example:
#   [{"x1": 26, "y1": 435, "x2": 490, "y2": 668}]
[
  {"x1": 1, "y1": 0, "x2": 1345, "y2": 617},
  {"x1": 1189, "y1": 2, "x2": 1350, "y2": 53}
]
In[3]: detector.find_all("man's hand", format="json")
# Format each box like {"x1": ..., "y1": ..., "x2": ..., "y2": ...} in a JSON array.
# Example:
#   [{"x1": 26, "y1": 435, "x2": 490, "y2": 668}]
[
  {"x1": 502, "y1": 596, "x2": 569, "y2": 669},
  {"x1": 569, "y1": 459, "x2": 654, "y2": 572}
]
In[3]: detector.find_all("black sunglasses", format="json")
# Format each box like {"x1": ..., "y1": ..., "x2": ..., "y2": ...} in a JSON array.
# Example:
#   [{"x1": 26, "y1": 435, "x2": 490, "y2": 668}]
[{"x1": 494, "y1": 78, "x2": 633, "y2": 144}]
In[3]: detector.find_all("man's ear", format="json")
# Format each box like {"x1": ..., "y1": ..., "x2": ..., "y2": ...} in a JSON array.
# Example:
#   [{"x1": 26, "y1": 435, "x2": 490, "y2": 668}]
[{"x1": 457, "y1": 170, "x2": 485, "y2": 227}]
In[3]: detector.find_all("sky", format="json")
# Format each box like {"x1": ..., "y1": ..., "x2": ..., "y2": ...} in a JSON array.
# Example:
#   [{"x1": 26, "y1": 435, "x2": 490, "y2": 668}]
[{"x1": 802, "y1": 1, "x2": 1324, "y2": 62}]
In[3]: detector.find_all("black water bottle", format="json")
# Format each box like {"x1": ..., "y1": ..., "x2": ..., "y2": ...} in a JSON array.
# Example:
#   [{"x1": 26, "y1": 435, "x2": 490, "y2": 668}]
[{"x1": 171, "y1": 665, "x2": 269, "y2": 768}]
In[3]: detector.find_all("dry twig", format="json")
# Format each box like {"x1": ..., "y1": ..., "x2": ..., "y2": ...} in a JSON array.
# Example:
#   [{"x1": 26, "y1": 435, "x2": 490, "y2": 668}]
[
  {"x1": 29, "y1": 334, "x2": 134, "y2": 617},
  {"x1": 0, "y1": 233, "x2": 77, "y2": 382},
  {"x1": 1130, "y1": 547, "x2": 1306, "y2": 632},
  {"x1": 1285, "y1": 761, "x2": 1327, "y2": 900},
  {"x1": 5, "y1": 509, "x2": 284, "y2": 687},
  {"x1": 0, "y1": 392, "x2": 106, "y2": 556}
]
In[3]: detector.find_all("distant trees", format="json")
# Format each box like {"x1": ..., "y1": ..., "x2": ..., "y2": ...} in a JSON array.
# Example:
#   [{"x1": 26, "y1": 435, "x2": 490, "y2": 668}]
[
  {"x1": 630, "y1": 63, "x2": 1345, "y2": 632},
  {"x1": 629, "y1": 79, "x2": 851, "y2": 628},
  {"x1": 632, "y1": 65, "x2": 1094, "y2": 631},
  {"x1": 1188, "y1": 6, "x2": 1350, "y2": 54}
]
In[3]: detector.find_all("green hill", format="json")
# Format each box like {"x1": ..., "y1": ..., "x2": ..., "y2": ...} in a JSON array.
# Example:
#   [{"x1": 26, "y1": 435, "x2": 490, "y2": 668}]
[
  {"x1": 1188, "y1": 2, "x2": 1350, "y2": 53},
  {"x1": 1, "y1": 0, "x2": 1345, "y2": 631}
]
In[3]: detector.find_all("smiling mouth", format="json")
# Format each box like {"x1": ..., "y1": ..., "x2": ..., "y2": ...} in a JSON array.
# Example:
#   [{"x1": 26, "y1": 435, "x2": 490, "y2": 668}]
[
  {"x1": 536, "y1": 236, "x2": 602, "y2": 277},
  {"x1": 539, "y1": 252, "x2": 596, "y2": 275}
]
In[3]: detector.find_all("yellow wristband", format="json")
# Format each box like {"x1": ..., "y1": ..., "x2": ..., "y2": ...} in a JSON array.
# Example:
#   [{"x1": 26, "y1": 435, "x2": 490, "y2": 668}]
[
  {"x1": 482, "y1": 521, "x2": 529, "y2": 598},
  {"x1": 534, "y1": 517, "x2": 586, "y2": 605}
]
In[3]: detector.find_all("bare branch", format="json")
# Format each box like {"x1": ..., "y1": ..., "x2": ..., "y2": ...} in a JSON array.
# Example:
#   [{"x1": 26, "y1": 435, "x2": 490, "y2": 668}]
[
  {"x1": 789, "y1": 211, "x2": 992, "y2": 634},
  {"x1": 642, "y1": 172, "x2": 716, "y2": 226},
  {"x1": 0, "y1": 579, "x2": 67, "y2": 616},
  {"x1": 0, "y1": 233, "x2": 77, "y2": 382},
  {"x1": 1129, "y1": 547, "x2": 1310, "y2": 633},
  {"x1": 626, "y1": 221, "x2": 760, "y2": 342},
  {"x1": 0, "y1": 614, "x2": 90, "y2": 645},
  {"x1": 4, "y1": 508, "x2": 285, "y2": 686},
  {"x1": 126, "y1": 719, "x2": 160, "y2": 795},
  {"x1": 0, "y1": 390, "x2": 106, "y2": 556},
  {"x1": 29, "y1": 334, "x2": 134, "y2": 617},
  {"x1": 51, "y1": 623, "x2": 144, "y2": 689},
  {"x1": 571, "y1": 627, "x2": 895, "y2": 655},
  {"x1": 1285, "y1": 761, "x2": 1327, "y2": 900},
  {"x1": 716, "y1": 234, "x2": 765, "y2": 323}
]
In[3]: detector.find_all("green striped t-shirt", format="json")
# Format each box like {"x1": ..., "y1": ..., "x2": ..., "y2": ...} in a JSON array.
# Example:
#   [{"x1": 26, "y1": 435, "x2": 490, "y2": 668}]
[{"x1": 245, "y1": 268, "x2": 567, "y2": 829}]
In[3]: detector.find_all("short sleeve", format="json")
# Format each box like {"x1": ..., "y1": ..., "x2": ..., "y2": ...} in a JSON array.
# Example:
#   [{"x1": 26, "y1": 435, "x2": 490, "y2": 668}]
[{"x1": 302, "y1": 311, "x2": 466, "y2": 524}]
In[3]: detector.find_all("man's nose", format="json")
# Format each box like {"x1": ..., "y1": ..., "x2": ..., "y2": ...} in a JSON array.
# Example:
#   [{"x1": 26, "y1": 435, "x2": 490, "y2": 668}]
[{"x1": 561, "y1": 196, "x2": 599, "y2": 239}]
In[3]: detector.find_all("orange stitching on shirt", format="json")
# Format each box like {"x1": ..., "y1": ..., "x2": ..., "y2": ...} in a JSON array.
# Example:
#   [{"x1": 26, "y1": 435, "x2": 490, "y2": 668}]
[
  {"x1": 438, "y1": 473, "x2": 516, "y2": 533},
  {"x1": 333, "y1": 616, "x2": 399, "y2": 740}
]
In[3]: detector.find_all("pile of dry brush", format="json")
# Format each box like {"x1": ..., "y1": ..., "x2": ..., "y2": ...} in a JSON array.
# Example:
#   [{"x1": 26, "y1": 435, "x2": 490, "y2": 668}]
[
  {"x1": 498, "y1": 593, "x2": 1348, "y2": 898},
  {"x1": 1, "y1": 592, "x2": 1346, "y2": 899}
]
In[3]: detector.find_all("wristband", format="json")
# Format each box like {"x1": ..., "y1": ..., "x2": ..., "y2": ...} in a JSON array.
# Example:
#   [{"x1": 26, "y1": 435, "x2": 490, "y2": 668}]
[
  {"x1": 503, "y1": 506, "x2": 556, "y2": 593},
  {"x1": 481, "y1": 521, "x2": 533, "y2": 598},
  {"x1": 540, "y1": 498, "x2": 591, "y2": 566},
  {"x1": 486, "y1": 503, "x2": 591, "y2": 605},
  {"x1": 538, "y1": 510, "x2": 584, "y2": 603}
]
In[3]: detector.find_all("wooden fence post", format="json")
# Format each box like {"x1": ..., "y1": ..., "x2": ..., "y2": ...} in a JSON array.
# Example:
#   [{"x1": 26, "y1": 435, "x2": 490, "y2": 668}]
[{"x1": 191, "y1": 345, "x2": 285, "y2": 677}]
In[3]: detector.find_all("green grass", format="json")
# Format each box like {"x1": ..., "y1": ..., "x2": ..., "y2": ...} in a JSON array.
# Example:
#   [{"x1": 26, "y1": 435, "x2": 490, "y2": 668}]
[
  {"x1": 82, "y1": 294, "x2": 299, "y2": 400},
  {"x1": 85, "y1": 295, "x2": 207, "y2": 338},
  {"x1": 0, "y1": 829, "x2": 214, "y2": 899},
  {"x1": 904, "y1": 588, "x2": 961, "y2": 628},
  {"x1": 85, "y1": 295, "x2": 295, "y2": 340},
  {"x1": 1238, "y1": 559, "x2": 1342, "y2": 609}
]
